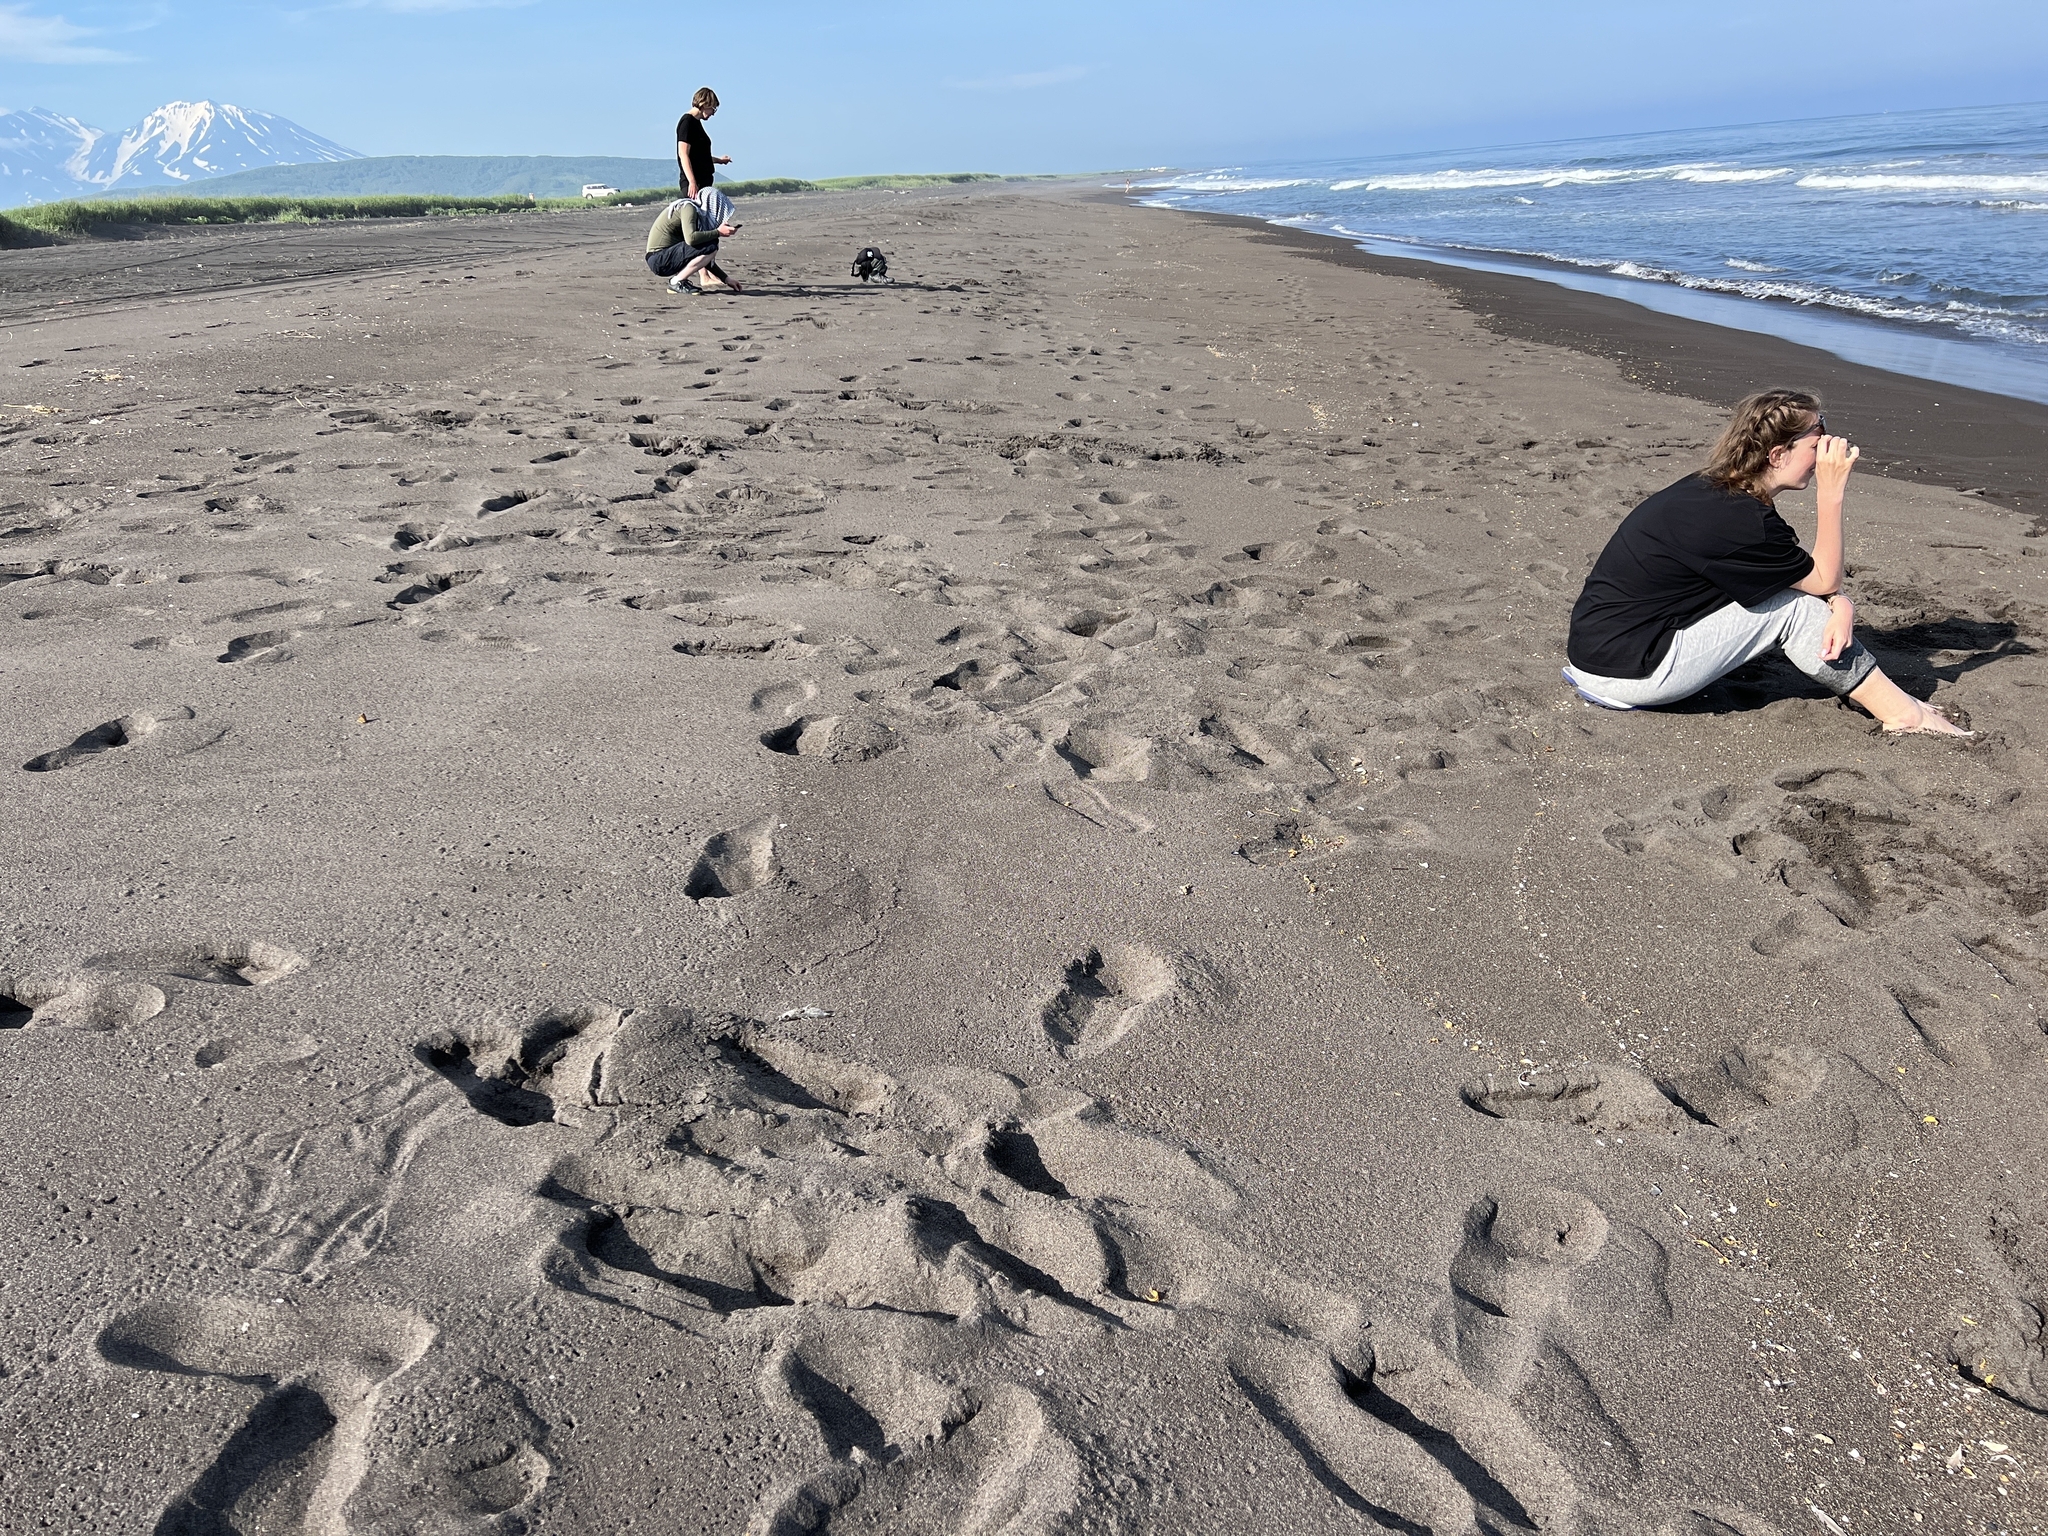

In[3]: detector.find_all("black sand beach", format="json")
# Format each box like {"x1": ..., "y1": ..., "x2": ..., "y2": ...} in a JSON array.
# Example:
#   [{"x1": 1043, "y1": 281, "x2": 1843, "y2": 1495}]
[{"x1": 2, "y1": 186, "x2": 2043, "y2": 1534}]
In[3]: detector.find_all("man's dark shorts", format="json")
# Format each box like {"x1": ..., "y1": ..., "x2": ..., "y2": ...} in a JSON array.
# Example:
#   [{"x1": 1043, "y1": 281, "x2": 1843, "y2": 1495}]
[{"x1": 645, "y1": 240, "x2": 716, "y2": 278}]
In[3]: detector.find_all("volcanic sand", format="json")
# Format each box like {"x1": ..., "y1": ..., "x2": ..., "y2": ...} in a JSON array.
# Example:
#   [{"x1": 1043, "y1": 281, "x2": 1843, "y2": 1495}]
[{"x1": 2, "y1": 185, "x2": 2046, "y2": 1534}]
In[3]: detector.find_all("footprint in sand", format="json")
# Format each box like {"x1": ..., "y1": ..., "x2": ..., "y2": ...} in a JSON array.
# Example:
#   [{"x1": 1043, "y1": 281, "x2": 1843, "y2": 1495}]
[
  {"x1": 98, "y1": 1299, "x2": 548, "y2": 1534},
  {"x1": 1465, "y1": 1043, "x2": 1825, "y2": 1134},
  {"x1": 1448, "y1": 1188, "x2": 1610, "y2": 1396},
  {"x1": 1062, "y1": 608, "x2": 1157, "y2": 648},
  {"x1": 673, "y1": 618, "x2": 809, "y2": 658},
  {"x1": 1052, "y1": 723, "x2": 1152, "y2": 784},
  {"x1": 1463, "y1": 1064, "x2": 1690, "y2": 1135},
  {"x1": 0, "y1": 973, "x2": 165, "y2": 1031},
  {"x1": 760, "y1": 714, "x2": 900, "y2": 763},
  {"x1": 1237, "y1": 813, "x2": 1350, "y2": 868},
  {"x1": 750, "y1": 679, "x2": 822, "y2": 716},
  {"x1": 416, "y1": 1004, "x2": 627, "y2": 1127},
  {"x1": 22, "y1": 706, "x2": 196, "y2": 772},
  {"x1": 161, "y1": 938, "x2": 308, "y2": 987},
  {"x1": 218, "y1": 628, "x2": 297, "y2": 664},
  {"x1": 1238, "y1": 1315, "x2": 1582, "y2": 1534},
  {"x1": 926, "y1": 657, "x2": 1054, "y2": 711},
  {"x1": 344, "y1": 1356, "x2": 553, "y2": 1534},
  {"x1": 684, "y1": 818, "x2": 778, "y2": 901},
  {"x1": 175, "y1": 566, "x2": 321, "y2": 588},
  {"x1": 1224, "y1": 539, "x2": 1332, "y2": 566},
  {"x1": 1238, "y1": 1187, "x2": 1627, "y2": 1536},
  {"x1": 750, "y1": 1379, "x2": 1078, "y2": 1536},
  {"x1": 382, "y1": 567, "x2": 481, "y2": 609},
  {"x1": 1037, "y1": 945, "x2": 1179, "y2": 1059},
  {"x1": 1654, "y1": 1043, "x2": 1826, "y2": 1128}
]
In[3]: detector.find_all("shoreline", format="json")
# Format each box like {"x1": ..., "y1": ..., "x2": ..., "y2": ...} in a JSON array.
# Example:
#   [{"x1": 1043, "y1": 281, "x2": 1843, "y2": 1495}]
[{"x1": 1149, "y1": 201, "x2": 2048, "y2": 520}]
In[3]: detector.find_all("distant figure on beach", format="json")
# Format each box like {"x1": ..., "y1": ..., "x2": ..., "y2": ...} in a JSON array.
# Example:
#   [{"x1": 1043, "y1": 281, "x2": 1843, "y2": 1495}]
[
  {"x1": 645, "y1": 188, "x2": 742, "y2": 294},
  {"x1": 1562, "y1": 389, "x2": 1971, "y2": 736},
  {"x1": 677, "y1": 87, "x2": 732, "y2": 198}
]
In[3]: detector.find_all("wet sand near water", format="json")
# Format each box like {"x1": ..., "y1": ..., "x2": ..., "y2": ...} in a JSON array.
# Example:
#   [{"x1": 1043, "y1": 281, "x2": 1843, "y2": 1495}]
[
  {"x1": 2, "y1": 186, "x2": 2045, "y2": 1534},
  {"x1": 1172, "y1": 206, "x2": 2048, "y2": 519}
]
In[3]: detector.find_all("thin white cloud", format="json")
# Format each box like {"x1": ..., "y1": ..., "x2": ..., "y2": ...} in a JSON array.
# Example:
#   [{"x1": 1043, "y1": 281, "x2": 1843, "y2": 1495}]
[
  {"x1": 946, "y1": 63, "x2": 1093, "y2": 92},
  {"x1": 347, "y1": 0, "x2": 539, "y2": 10},
  {"x1": 0, "y1": 3, "x2": 137, "y2": 63}
]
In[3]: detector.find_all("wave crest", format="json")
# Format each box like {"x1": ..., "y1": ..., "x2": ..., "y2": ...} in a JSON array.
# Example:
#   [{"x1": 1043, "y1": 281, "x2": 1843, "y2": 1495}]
[{"x1": 1798, "y1": 172, "x2": 2048, "y2": 195}]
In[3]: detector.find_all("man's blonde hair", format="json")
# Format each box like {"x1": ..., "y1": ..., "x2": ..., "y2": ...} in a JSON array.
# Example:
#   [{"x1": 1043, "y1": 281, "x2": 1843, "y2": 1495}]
[{"x1": 692, "y1": 88, "x2": 719, "y2": 111}]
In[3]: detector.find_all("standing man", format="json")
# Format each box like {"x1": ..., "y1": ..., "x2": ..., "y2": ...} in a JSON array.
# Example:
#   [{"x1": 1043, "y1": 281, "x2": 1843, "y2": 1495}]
[{"x1": 676, "y1": 88, "x2": 732, "y2": 198}]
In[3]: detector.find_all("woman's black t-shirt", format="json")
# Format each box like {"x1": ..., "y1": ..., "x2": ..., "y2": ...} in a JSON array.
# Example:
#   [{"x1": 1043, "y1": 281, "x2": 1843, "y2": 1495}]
[
  {"x1": 677, "y1": 114, "x2": 713, "y2": 191},
  {"x1": 1566, "y1": 473, "x2": 1814, "y2": 679}
]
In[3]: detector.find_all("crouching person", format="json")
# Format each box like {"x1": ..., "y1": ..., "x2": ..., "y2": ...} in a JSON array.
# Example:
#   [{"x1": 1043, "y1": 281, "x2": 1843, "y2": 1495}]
[{"x1": 644, "y1": 188, "x2": 741, "y2": 294}]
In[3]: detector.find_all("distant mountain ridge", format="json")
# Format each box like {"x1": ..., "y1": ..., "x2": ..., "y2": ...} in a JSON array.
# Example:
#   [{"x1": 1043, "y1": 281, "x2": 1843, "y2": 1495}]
[
  {"x1": 0, "y1": 101, "x2": 358, "y2": 206},
  {"x1": 112, "y1": 155, "x2": 684, "y2": 202}
]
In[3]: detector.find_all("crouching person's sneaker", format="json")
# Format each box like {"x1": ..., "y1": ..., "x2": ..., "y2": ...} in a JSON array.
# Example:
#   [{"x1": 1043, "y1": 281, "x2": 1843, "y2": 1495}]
[{"x1": 667, "y1": 274, "x2": 690, "y2": 293}]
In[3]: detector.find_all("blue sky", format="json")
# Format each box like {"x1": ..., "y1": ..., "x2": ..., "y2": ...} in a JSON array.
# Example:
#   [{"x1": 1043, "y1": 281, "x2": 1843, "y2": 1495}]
[{"x1": 5, "y1": 0, "x2": 2047, "y2": 173}]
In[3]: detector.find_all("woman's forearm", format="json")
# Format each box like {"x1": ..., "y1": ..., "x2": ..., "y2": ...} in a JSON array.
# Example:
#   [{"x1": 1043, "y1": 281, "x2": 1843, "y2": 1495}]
[
  {"x1": 1807, "y1": 498, "x2": 1845, "y2": 590},
  {"x1": 1792, "y1": 495, "x2": 1846, "y2": 594},
  {"x1": 1795, "y1": 436, "x2": 1859, "y2": 594}
]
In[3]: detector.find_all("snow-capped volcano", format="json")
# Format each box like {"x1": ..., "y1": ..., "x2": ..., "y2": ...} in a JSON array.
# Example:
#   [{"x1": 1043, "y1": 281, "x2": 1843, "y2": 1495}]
[
  {"x1": 82, "y1": 102, "x2": 358, "y2": 190},
  {"x1": 0, "y1": 101, "x2": 358, "y2": 206}
]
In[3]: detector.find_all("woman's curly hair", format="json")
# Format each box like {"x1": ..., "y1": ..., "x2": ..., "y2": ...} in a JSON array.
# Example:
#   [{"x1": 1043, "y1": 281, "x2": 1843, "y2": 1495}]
[{"x1": 1703, "y1": 389, "x2": 1823, "y2": 498}]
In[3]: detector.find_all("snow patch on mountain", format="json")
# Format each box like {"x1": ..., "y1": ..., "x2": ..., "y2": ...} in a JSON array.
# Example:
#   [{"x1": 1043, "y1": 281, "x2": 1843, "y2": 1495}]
[{"x1": 0, "y1": 107, "x2": 105, "y2": 204}]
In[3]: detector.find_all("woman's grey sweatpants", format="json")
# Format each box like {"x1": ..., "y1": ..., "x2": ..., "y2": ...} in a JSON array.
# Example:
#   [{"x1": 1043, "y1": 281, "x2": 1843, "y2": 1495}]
[{"x1": 1564, "y1": 588, "x2": 1877, "y2": 709}]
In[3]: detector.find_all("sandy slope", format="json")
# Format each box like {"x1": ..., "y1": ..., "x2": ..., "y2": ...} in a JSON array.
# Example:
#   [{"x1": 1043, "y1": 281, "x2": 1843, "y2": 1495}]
[{"x1": 1, "y1": 188, "x2": 2044, "y2": 1535}]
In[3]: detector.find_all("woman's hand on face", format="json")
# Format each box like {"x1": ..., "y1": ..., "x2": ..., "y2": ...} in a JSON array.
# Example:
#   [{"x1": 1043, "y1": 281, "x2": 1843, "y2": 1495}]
[
  {"x1": 1819, "y1": 595, "x2": 1856, "y2": 661},
  {"x1": 1814, "y1": 435, "x2": 1859, "y2": 497}
]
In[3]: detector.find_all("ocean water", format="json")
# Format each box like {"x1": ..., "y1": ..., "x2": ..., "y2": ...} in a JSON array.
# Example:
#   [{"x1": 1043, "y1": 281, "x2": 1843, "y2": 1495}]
[{"x1": 1134, "y1": 102, "x2": 2048, "y2": 404}]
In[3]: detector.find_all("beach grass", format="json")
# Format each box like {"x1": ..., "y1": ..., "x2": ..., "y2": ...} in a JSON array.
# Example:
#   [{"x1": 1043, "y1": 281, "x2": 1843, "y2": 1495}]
[
  {"x1": 8, "y1": 173, "x2": 1020, "y2": 238},
  {"x1": 10, "y1": 192, "x2": 566, "y2": 236}
]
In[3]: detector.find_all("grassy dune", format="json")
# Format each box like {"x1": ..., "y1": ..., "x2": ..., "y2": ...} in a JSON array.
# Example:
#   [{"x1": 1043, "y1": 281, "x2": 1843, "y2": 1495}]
[{"x1": 3, "y1": 174, "x2": 1018, "y2": 239}]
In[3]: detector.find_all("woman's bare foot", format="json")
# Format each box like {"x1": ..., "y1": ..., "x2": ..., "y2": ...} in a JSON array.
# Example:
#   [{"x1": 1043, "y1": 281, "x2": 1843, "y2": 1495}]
[
  {"x1": 1883, "y1": 697, "x2": 1974, "y2": 738},
  {"x1": 1849, "y1": 668, "x2": 1975, "y2": 737}
]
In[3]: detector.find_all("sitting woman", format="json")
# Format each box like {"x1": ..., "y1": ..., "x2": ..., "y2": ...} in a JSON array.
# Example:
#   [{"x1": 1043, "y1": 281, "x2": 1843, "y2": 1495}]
[{"x1": 1563, "y1": 389, "x2": 1969, "y2": 737}]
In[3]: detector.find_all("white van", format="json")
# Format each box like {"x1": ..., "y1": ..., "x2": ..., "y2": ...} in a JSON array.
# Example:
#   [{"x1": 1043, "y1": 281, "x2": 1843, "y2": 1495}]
[{"x1": 580, "y1": 184, "x2": 617, "y2": 200}]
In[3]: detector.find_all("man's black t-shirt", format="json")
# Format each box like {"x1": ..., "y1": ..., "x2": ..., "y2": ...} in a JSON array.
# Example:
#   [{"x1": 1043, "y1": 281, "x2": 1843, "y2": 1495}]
[
  {"x1": 1567, "y1": 473, "x2": 1814, "y2": 678},
  {"x1": 677, "y1": 114, "x2": 713, "y2": 192}
]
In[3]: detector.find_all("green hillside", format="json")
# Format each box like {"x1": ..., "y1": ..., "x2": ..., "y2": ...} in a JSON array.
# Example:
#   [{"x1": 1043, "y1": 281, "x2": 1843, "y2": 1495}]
[{"x1": 89, "y1": 155, "x2": 682, "y2": 200}]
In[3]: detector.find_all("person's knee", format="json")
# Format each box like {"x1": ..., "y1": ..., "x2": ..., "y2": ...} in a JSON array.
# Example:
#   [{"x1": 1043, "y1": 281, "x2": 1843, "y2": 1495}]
[
  {"x1": 1779, "y1": 596, "x2": 1876, "y2": 695},
  {"x1": 1778, "y1": 591, "x2": 1832, "y2": 650}
]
